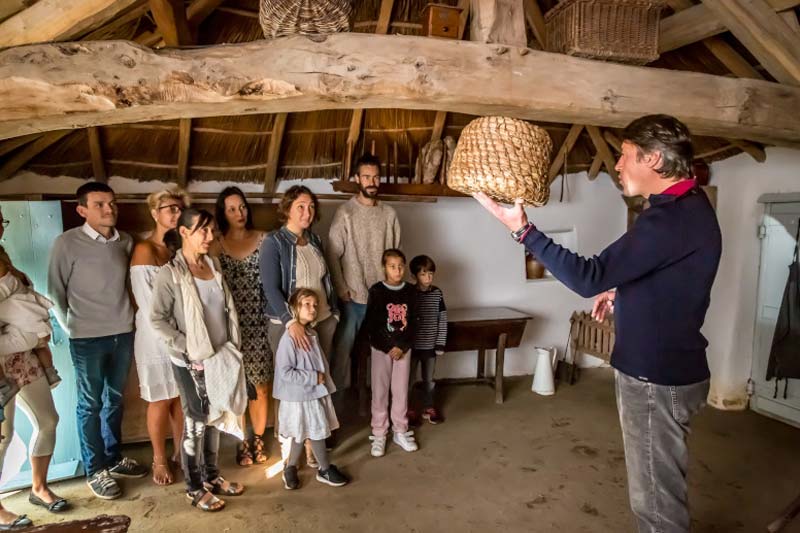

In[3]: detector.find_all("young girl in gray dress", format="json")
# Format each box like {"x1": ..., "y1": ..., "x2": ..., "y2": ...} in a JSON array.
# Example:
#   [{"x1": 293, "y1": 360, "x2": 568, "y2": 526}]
[{"x1": 273, "y1": 288, "x2": 349, "y2": 490}]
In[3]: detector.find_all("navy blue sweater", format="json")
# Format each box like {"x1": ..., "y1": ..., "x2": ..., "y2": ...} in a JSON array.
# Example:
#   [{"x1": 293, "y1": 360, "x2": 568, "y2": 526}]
[{"x1": 522, "y1": 186, "x2": 721, "y2": 385}]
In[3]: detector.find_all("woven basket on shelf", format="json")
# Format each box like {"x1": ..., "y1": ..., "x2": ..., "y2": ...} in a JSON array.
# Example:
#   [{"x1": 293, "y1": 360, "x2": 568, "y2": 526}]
[
  {"x1": 259, "y1": 0, "x2": 351, "y2": 39},
  {"x1": 545, "y1": 0, "x2": 665, "y2": 65},
  {"x1": 448, "y1": 117, "x2": 553, "y2": 207}
]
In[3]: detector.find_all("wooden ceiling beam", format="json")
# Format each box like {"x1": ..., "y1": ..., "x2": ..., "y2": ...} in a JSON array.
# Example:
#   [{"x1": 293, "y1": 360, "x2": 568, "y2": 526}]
[
  {"x1": 523, "y1": 0, "x2": 547, "y2": 49},
  {"x1": 149, "y1": 0, "x2": 193, "y2": 47},
  {"x1": 0, "y1": 130, "x2": 70, "y2": 181},
  {"x1": 549, "y1": 124, "x2": 584, "y2": 183},
  {"x1": 729, "y1": 138, "x2": 767, "y2": 162},
  {"x1": 135, "y1": 0, "x2": 222, "y2": 48},
  {"x1": 0, "y1": 133, "x2": 41, "y2": 158},
  {"x1": 342, "y1": 0, "x2": 395, "y2": 179},
  {"x1": 666, "y1": 0, "x2": 764, "y2": 80},
  {"x1": 586, "y1": 125, "x2": 621, "y2": 189},
  {"x1": 660, "y1": 0, "x2": 800, "y2": 53},
  {"x1": 86, "y1": 126, "x2": 106, "y2": 182},
  {"x1": 702, "y1": 0, "x2": 800, "y2": 85},
  {"x1": 2, "y1": 36, "x2": 800, "y2": 148},
  {"x1": 177, "y1": 118, "x2": 191, "y2": 186},
  {"x1": 588, "y1": 154, "x2": 603, "y2": 180},
  {"x1": 264, "y1": 113, "x2": 287, "y2": 192},
  {"x1": 0, "y1": 0, "x2": 143, "y2": 47}
]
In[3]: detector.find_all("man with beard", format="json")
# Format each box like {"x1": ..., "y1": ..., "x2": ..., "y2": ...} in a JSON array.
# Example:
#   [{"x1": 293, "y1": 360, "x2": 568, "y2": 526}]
[{"x1": 327, "y1": 154, "x2": 402, "y2": 402}]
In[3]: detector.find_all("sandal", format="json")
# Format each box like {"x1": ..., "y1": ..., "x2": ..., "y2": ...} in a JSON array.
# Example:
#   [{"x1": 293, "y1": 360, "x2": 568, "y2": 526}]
[
  {"x1": 204, "y1": 476, "x2": 244, "y2": 496},
  {"x1": 152, "y1": 457, "x2": 173, "y2": 486},
  {"x1": 186, "y1": 489, "x2": 225, "y2": 512},
  {"x1": 236, "y1": 439, "x2": 253, "y2": 467},
  {"x1": 28, "y1": 492, "x2": 69, "y2": 513},
  {"x1": 0, "y1": 514, "x2": 32, "y2": 531},
  {"x1": 252, "y1": 434, "x2": 268, "y2": 464}
]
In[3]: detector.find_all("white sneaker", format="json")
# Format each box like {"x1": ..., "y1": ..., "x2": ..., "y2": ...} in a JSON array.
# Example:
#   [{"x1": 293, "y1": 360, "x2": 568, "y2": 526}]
[
  {"x1": 369, "y1": 435, "x2": 386, "y2": 457},
  {"x1": 392, "y1": 431, "x2": 418, "y2": 452}
]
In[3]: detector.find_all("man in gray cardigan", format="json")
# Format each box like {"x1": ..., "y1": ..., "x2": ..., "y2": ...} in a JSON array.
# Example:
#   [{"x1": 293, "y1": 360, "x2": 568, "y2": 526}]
[
  {"x1": 48, "y1": 182, "x2": 147, "y2": 500},
  {"x1": 327, "y1": 154, "x2": 402, "y2": 399}
]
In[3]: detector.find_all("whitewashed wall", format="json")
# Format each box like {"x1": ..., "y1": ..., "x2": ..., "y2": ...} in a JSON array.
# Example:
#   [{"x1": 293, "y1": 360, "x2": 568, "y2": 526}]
[
  {"x1": 704, "y1": 148, "x2": 800, "y2": 409},
  {"x1": 0, "y1": 170, "x2": 626, "y2": 381}
]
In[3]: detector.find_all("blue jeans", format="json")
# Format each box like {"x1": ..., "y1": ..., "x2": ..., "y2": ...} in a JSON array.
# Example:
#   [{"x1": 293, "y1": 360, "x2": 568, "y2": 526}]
[
  {"x1": 70, "y1": 332, "x2": 133, "y2": 477},
  {"x1": 330, "y1": 301, "x2": 367, "y2": 391},
  {"x1": 615, "y1": 370, "x2": 709, "y2": 533}
]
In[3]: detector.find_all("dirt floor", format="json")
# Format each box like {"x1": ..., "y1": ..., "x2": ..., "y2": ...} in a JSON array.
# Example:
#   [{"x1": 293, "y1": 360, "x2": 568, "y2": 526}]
[{"x1": 3, "y1": 368, "x2": 800, "y2": 532}]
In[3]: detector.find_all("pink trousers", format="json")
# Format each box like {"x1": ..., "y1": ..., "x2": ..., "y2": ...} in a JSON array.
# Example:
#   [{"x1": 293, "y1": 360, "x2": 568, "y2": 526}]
[{"x1": 370, "y1": 347, "x2": 411, "y2": 437}]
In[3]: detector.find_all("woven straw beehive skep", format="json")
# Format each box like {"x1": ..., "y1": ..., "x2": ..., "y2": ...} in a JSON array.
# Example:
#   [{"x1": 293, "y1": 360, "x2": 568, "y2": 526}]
[
  {"x1": 259, "y1": 0, "x2": 352, "y2": 39},
  {"x1": 448, "y1": 116, "x2": 553, "y2": 206}
]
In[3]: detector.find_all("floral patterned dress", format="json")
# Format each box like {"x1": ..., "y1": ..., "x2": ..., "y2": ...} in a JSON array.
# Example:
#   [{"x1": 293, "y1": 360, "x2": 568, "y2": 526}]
[{"x1": 219, "y1": 237, "x2": 274, "y2": 392}]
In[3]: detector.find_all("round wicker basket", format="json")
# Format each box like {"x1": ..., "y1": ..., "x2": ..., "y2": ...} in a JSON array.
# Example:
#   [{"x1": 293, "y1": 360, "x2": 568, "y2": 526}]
[
  {"x1": 259, "y1": 0, "x2": 351, "y2": 39},
  {"x1": 448, "y1": 116, "x2": 553, "y2": 206}
]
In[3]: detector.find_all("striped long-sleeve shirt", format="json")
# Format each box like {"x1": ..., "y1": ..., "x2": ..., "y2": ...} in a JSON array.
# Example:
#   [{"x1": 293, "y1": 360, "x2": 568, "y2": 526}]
[{"x1": 413, "y1": 285, "x2": 447, "y2": 352}]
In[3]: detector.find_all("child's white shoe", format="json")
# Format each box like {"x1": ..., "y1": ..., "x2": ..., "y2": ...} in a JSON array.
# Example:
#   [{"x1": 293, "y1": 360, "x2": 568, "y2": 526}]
[
  {"x1": 369, "y1": 435, "x2": 386, "y2": 457},
  {"x1": 392, "y1": 431, "x2": 418, "y2": 452}
]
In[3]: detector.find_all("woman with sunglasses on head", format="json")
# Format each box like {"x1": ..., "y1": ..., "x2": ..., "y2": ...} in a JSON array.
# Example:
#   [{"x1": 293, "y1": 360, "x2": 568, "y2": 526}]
[
  {"x1": 130, "y1": 188, "x2": 190, "y2": 486},
  {"x1": 213, "y1": 187, "x2": 273, "y2": 467}
]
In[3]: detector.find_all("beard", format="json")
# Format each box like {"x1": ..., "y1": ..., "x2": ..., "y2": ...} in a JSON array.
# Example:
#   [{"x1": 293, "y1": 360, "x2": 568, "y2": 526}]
[{"x1": 359, "y1": 185, "x2": 379, "y2": 199}]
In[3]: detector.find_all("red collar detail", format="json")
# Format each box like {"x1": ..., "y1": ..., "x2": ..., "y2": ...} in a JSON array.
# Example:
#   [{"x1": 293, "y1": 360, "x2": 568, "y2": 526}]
[{"x1": 661, "y1": 179, "x2": 696, "y2": 196}]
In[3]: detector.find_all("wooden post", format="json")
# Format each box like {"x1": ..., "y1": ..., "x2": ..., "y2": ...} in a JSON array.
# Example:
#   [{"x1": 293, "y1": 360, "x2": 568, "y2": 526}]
[
  {"x1": 87, "y1": 126, "x2": 107, "y2": 182},
  {"x1": 264, "y1": 113, "x2": 287, "y2": 193},
  {"x1": 477, "y1": 348, "x2": 486, "y2": 379}
]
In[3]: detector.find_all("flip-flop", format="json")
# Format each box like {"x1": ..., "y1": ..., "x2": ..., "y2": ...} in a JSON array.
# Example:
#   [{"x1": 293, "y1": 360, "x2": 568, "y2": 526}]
[
  {"x1": 28, "y1": 492, "x2": 69, "y2": 513},
  {"x1": 0, "y1": 514, "x2": 32, "y2": 530}
]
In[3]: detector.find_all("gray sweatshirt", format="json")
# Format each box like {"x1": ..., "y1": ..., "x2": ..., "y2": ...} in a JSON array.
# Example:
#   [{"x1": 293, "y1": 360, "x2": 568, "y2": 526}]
[
  {"x1": 47, "y1": 226, "x2": 134, "y2": 339},
  {"x1": 326, "y1": 197, "x2": 401, "y2": 305},
  {"x1": 272, "y1": 329, "x2": 336, "y2": 402}
]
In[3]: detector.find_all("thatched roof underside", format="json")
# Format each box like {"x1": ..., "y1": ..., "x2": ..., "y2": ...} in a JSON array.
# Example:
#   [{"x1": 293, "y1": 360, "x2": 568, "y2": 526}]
[{"x1": 2, "y1": 0, "x2": 796, "y2": 187}]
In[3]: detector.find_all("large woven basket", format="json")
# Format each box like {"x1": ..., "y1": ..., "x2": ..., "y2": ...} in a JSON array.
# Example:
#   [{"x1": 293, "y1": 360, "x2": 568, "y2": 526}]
[
  {"x1": 545, "y1": 0, "x2": 665, "y2": 65},
  {"x1": 259, "y1": 0, "x2": 351, "y2": 39},
  {"x1": 448, "y1": 117, "x2": 552, "y2": 206}
]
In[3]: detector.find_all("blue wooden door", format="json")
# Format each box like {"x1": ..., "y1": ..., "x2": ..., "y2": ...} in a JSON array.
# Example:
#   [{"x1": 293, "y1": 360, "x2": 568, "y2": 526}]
[{"x1": 0, "y1": 201, "x2": 82, "y2": 490}]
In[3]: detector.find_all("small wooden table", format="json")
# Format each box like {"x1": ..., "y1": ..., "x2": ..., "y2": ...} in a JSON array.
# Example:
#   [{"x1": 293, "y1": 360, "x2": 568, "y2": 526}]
[
  {"x1": 357, "y1": 307, "x2": 532, "y2": 414},
  {"x1": 442, "y1": 307, "x2": 532, "y2": 404}
]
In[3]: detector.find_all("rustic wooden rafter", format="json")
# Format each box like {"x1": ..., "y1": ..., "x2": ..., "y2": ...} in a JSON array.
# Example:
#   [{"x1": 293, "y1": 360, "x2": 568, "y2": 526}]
[
  {"x1": 1, "y1": 36, "x2": 800, "y2": 148},
  {"x1": 86, "y1": 126, "x2": 106, "y2": 182},
  {"x1": 549, "y1": 124, "x2": 584, "y2": 183},
  {"x1": 149, "y1": 0, "x2": 193, "y2": 47},
  {"x1": 586, "y1": 125, "x2": 621, "y2": 189},
  {"x1": 523, "y1": 0, "x2": 547, "y2": 49},
  {"x1": 702, "y1": 0, "x2": 800, "y2": 86},
  {"x1": 0, "y1": 133, "x2": 41, "y2": 158},
  {"x1": 264, "y1": 113, "x2": 287, "y2": 192},
  {"x1": 177, "y1": 118, "x2": 191, "y2": 186},
  {"x1": 588, "y1": 154, "x2": 603, "y2": 180},
  {"x1": 660, "y1": 0, "x2": 800, "y2": 53},
  {"x1": 0, "y1": 130, "x2": 71, "y2": 181},
  {"x1": 0, "y1": 0, "x2": 143, "y2": 47}
]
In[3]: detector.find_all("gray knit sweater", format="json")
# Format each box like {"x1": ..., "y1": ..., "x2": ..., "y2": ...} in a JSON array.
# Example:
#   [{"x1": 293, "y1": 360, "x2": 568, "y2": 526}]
[
  {"x1": 326, "y1": 197, "x2": 401, "y2": 305},
  {"x1": 47, "y1": 226, "x2": 134, "y2": 339}
]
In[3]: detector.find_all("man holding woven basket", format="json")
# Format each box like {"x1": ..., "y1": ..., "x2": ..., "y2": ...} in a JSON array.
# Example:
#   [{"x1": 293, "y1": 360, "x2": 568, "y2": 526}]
[{"x1": 475, "y1": 114, "x2": 721, "y2": 533}]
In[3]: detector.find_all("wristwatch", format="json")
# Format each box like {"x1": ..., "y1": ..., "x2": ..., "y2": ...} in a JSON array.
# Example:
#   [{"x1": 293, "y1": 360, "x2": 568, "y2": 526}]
[{"x1": 511, "y1": 222, "x2": 533, "y2": 242}]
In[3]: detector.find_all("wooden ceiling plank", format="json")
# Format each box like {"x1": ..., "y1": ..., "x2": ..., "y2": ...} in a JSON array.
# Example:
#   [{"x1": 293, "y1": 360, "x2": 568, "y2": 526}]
[
  {"x1": 86, "y1": 126, "x2": 106, "y2": 182},
  {"x1": 0, "y1": 130, "x2": 70, "y2": 181},
  {"x1": 702, "y1": 0, "x2": 800, "y2": 85},
  {"x1": 264, "y1": 113, "x2": 287, "y2": 193},
  {"x1": 0, "y1": 0, "x2": 143, "y2": 47},
  {"x1": 2, "y1": 36, "x2": 800, "y2": 148}
]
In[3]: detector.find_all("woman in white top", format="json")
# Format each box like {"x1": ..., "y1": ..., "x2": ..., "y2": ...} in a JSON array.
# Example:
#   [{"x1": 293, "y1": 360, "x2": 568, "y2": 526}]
[{"x1": 130, "y1": 188, "x2": 190, "y2": 486}]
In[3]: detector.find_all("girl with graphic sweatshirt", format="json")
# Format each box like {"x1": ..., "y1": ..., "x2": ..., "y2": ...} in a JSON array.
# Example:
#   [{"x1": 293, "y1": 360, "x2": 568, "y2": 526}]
[{"x1": 365, "y1": 249, "x2": 417, "y2": 457}]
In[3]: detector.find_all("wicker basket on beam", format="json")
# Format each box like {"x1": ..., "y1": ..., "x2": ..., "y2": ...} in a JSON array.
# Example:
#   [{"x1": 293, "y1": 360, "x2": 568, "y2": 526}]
[
  {"x1": 448, "y1": 116, "x2": 553, "y2": 207},
  {"x1": 545, "y1": 0, "x2": 665, "y2": 65},
  {"x1": 259, "y1": 0, "x2": 352, "y2": 39}
]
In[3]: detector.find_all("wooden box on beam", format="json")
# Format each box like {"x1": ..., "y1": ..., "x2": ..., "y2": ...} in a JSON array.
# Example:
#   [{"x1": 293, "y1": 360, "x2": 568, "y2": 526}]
[{"x1": 422, "y1": 3, "x2": 463, "y2": 39}]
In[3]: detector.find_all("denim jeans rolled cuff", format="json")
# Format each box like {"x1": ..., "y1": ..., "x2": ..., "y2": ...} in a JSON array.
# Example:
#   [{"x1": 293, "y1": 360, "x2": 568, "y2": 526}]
[
  {"x1": 330, "y1": 301, "x2": 367, "y2": 391},
  {"x1": 615, "y1": 370, "x2": 709, "y2": 533},
  {"x1": 172, "y1": 363, "x2": 220, "y2": 492},
  {"x1": 69, "y1": 332, "x2": 134, "y2": 477}
]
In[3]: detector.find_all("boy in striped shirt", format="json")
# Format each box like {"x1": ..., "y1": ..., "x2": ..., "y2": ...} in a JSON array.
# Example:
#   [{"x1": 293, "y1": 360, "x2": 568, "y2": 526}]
[{"x1": 408, "y1": 255, "x2": 447, "y2": 425}]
